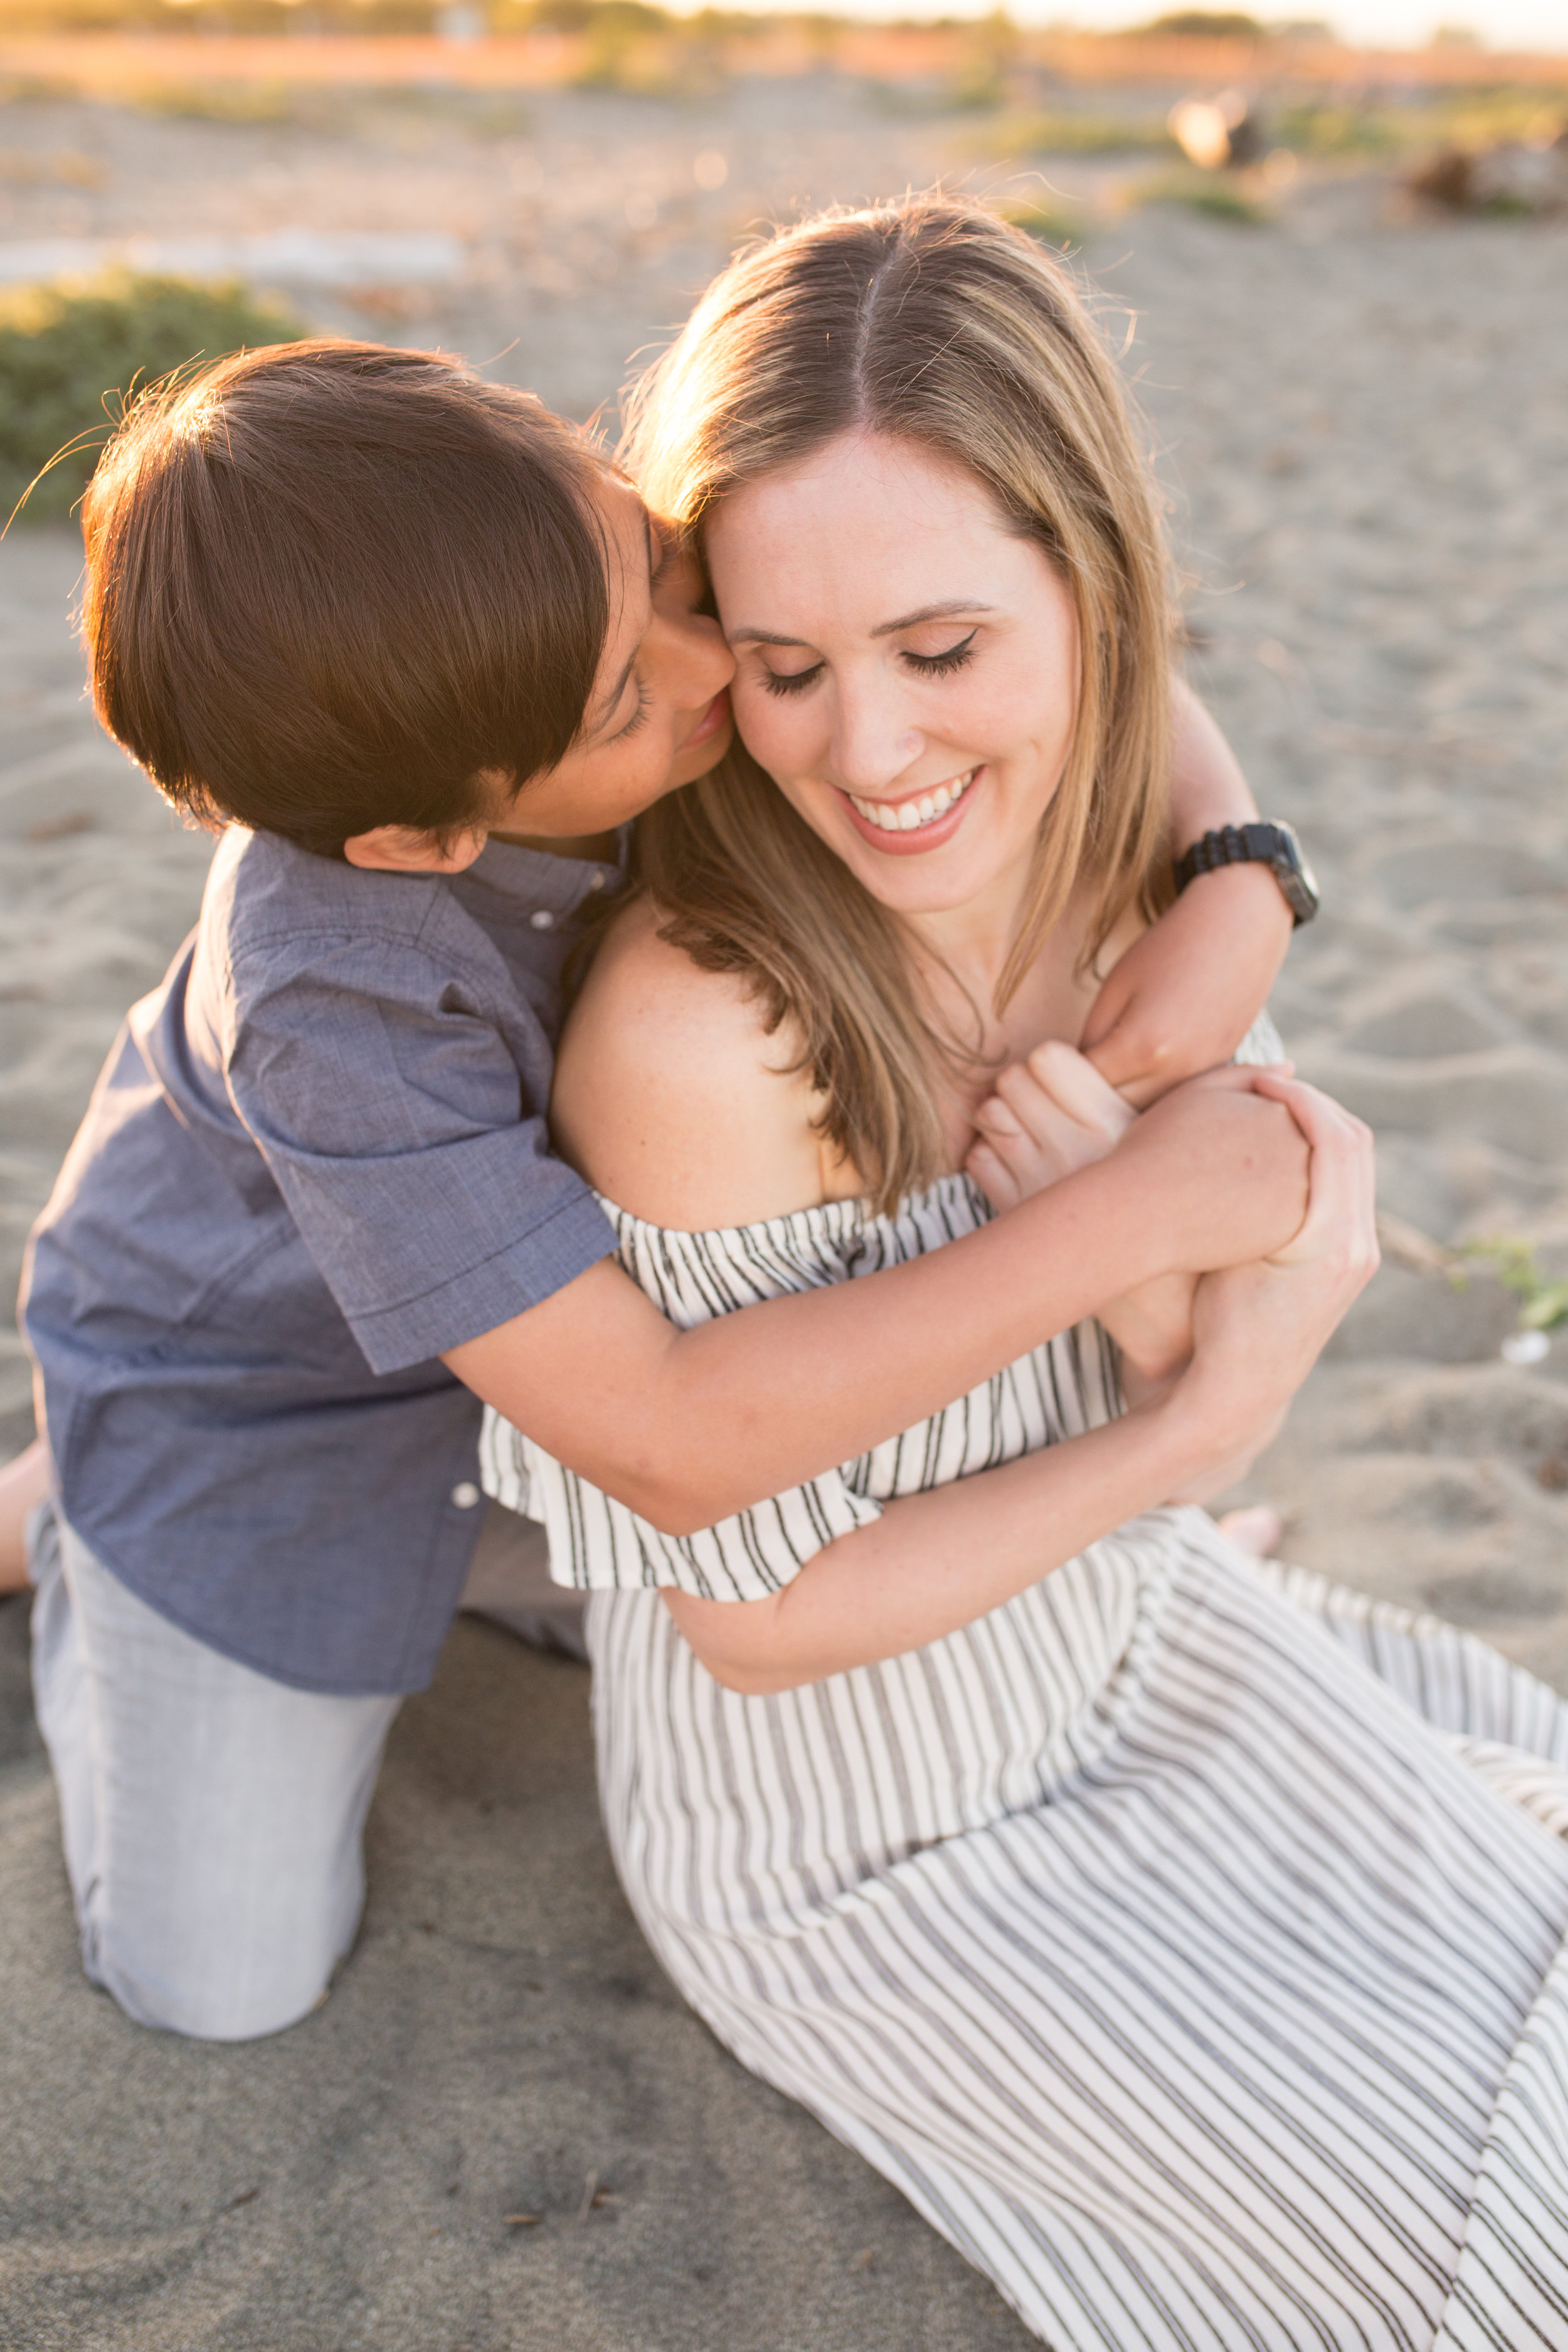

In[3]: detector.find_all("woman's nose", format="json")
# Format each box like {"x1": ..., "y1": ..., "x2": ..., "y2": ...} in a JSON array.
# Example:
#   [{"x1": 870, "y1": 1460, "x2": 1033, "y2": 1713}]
[{"x1": 829, "y1": 680, "x2": 921, "y2": 795}]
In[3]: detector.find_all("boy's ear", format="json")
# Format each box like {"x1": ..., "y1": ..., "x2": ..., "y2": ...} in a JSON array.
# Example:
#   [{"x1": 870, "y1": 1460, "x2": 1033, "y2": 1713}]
[{"x1": 342, "y1": 822, "x2": 490, "y2": 876}]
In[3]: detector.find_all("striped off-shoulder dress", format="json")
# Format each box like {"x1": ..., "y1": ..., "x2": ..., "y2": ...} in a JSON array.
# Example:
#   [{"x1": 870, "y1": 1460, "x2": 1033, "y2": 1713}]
[{"x1": 482, "y1": 1174, "x2": 1568, "y2": 2352}]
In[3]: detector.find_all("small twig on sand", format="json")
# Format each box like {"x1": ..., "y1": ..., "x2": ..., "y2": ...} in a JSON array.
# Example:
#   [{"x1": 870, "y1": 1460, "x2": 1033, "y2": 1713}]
[
  {"x1": 576, "y1": 2171, "x2": 599, "y2": 2224},
  {"x1": 504, "y1": 2211, "x2": 543, "y2": 2227},
  {"x1": 1375, "y1": 1211, "x2": 1458, "y2": 1278}
]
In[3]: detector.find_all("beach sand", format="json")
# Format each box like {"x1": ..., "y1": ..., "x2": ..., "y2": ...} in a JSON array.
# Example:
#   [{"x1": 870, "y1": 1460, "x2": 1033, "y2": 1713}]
[{"x1": 2, "y1": 76, "x2": 1566, "y2": 2349}]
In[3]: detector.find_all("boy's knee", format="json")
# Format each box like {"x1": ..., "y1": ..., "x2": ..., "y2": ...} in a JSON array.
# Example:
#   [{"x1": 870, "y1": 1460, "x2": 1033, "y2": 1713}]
[{"x1": 80, "y1": 1867, "x2": 361, "y2": 2043}]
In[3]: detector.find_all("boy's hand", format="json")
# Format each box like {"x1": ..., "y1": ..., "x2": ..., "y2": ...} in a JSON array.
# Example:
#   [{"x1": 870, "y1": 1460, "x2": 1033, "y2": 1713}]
[
  {"x1": 1082, "y1": 863, "x2": 1293, "y2": 1109},
  {"x1": 966, "y1": 1041, "x2": 1134, "y2": 1213},
  {"x1": 0, "y1": 1435, "x2": 51, "y2": 1592}
]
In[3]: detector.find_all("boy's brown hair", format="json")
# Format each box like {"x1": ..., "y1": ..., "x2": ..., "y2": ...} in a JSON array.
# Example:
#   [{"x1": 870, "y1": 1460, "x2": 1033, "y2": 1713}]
[{"x1": 81, "y1": 339, "x2": 610, "y2": 859}]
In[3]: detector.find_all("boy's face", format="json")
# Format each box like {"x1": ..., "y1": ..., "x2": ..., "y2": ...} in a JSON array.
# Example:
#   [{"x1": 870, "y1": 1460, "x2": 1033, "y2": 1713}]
[{"x1": 344, "y1": 472, "x2": 734, "y2": 878}]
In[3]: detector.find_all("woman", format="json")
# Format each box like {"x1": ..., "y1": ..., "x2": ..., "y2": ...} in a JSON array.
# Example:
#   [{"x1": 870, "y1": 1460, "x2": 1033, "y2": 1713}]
[{"x1": 484, "y1": 199, "x2": 1568, "y2": 2348}]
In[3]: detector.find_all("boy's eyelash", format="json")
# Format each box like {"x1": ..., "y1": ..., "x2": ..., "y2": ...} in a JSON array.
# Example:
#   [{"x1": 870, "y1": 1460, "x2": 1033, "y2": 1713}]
[
  {"x1": 761, "y1": 632, "x2": 978, "y2": 698},
  {"x1": 903, "y1": 632, "x2": 978, "y2": 677},
  {"x1": 617, "y1": 679, "x2": 652, "y2": 739}
]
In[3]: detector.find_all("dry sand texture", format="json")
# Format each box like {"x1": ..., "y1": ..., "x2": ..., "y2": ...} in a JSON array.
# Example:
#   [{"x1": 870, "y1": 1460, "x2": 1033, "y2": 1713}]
[{"x1": 2, "y1": 74, "x2": 1567, "y2": 2351}]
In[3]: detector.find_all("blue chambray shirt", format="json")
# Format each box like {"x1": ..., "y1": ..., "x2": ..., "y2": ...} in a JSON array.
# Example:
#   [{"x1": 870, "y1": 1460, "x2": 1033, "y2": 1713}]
[{"x1": 21, "y1": 825, "x2": 618, "y2": 1695}]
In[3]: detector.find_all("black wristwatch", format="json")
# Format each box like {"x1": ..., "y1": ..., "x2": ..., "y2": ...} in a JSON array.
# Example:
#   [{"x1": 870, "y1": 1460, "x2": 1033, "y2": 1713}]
[{"x1": 1173, "y1": 820, "x2": 1319, "y2": 926}]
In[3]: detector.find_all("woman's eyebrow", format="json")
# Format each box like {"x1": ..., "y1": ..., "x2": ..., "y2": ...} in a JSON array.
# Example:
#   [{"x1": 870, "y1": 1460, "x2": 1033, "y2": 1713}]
[
  {"x1": 871, "y1": 599, "x2": 995, "y2": 638},
  {"x1": 729, "y1": 600, "x2": 994, "y2": 649}
]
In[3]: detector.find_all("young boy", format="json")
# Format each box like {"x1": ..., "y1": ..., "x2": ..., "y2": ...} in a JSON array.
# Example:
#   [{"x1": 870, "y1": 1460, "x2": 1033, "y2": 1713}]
[{"x1": 5, "y1": 337, "x2": 1307, "y2": 2043}]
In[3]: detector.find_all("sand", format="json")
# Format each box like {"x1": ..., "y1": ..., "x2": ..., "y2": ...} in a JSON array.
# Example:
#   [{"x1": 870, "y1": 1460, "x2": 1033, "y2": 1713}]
[{"x1": 2, "y1": 73, "x2": 1567, "y2": 2350}]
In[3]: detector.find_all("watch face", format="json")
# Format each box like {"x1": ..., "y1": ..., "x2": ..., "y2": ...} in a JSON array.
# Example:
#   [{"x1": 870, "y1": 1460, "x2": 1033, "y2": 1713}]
[{"x1": 1269, "y1": 821, "x2": 1319, "y2": 918}]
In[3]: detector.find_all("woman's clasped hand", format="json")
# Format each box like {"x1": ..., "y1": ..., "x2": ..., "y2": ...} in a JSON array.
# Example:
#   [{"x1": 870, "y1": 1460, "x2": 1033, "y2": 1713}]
[{"x1": 967, "y1": 1040, "x2": 1379, "y2": 1484}]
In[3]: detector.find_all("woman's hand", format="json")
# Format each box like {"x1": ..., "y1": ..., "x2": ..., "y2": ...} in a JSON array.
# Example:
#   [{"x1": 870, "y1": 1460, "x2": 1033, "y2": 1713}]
[{"x1": 1160, "y1": 1073, "x2": 1379, "y2": 1491}]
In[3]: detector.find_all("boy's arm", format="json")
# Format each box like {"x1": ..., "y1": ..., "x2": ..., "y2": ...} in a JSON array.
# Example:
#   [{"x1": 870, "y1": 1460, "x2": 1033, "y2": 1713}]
[
  {"x1": 1083, "y1": 682, "x2": 1294, "y2": 1106},
  {"x1": 445, "y1": 1067, "x2": 1308, "y2": 1537}
]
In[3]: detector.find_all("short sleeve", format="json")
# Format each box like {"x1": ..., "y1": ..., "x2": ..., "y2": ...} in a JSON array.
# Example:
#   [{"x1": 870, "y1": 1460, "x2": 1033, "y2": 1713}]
[
  {"x1": 1235, "y1": 1010, "x2": 1285, "y2": 1066},
  {"x1": 480, "y1": 1411, "x2": 884, "y2": 1600},
  {"x1": 222, "y1": 938, "x2": 615, "y2": 1372}
]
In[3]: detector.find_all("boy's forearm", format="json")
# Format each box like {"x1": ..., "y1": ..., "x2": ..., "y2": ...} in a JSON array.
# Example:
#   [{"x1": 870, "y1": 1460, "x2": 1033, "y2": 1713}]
[
  {"x1": 447, "y1": 1096, "x2": 1303, "y2": 1535},
  {"x1": 451, "y1": 1167, "x2": 1160, "y2": 1532}
]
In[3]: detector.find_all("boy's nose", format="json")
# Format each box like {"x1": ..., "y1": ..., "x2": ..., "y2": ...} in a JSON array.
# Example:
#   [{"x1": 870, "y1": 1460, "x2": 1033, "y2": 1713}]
[{"x1": 683, "y1": 609, "x2": 736, "y2": 699}]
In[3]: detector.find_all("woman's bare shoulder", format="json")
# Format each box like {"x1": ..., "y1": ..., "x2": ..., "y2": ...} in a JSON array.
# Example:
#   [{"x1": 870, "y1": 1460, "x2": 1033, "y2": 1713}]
[{"x1": 549, "y1": 895, "x2": 827, "y2": 1230}]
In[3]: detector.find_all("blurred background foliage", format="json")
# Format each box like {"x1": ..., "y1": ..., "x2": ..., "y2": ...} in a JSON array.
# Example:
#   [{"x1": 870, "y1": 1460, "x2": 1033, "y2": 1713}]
[{"x1": 0, "y1": 270, "x2": 305, "y2": 521}]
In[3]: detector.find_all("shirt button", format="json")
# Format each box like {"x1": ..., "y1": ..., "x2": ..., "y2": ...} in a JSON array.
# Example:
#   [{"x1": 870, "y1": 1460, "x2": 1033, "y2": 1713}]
[
  {"x1": 529, "y1": 908, "x2": 555, "y2": 930},
  {"x1": 587, "y1": 871, "x2": 605, "y2": 891},
  {"x1": 450, "y1": 1481, "x2": 482, "y2": 1510}
]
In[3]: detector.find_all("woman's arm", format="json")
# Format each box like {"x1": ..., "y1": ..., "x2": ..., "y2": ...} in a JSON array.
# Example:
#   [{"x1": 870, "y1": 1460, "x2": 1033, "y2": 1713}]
[
  {"x1": 1083, "y1": 681, "x2": 1295, "y2": 1106},
  {"x1": 669, "y1": 1074, "x2": 1376, "y2": 1693},
  {"x1": 447, "y1": 914, "x2": 1311, "y2": 1538}
]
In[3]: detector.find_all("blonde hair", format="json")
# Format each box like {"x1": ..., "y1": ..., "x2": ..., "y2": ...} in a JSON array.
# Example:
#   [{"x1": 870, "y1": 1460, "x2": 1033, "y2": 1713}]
[{"x1": 623, "y1": 195, "x2": 1173, "y2": 1212}]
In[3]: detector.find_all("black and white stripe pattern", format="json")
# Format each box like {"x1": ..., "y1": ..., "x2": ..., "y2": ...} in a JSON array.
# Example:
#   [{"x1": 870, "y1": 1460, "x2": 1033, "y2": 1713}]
[
  {"x1": 483, "y1": 1167, "x2": 1568, "y2": 2351},
  {"x1": 480, "y1": 1180, "x2": 1123, "y2": 1599}
]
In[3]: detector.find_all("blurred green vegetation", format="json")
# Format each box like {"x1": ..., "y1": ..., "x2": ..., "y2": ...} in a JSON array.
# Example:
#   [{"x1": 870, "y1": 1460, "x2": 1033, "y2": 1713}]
[
  {"x1": 1136, "y1": 10, "x2": 1262, "y2": 33},
  {"x1": 1128, "y1": 163, "x2": 1269, "y2": 219},
  {"x1": 1461, "y1": 1237, "x2": 1568, "y2": 1335},
  {"x1": 1276, "y1": 87, "x2": 1565, "y2": 158},
  {"x1": 133, "y1": 78, "x2": 294, "y2": 119},
  {"x1": 0, "y1": 270, "x2": 307, "y2": 523},
  {"x1": 978, "y1": 108, "x2": 1173, "y2": 156}
]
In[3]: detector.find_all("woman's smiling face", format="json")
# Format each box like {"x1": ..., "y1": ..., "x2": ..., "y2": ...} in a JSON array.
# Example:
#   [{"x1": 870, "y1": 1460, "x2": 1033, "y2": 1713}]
[{"x1": 705, "y1": 432, "x2": 1080, "y2": 921}]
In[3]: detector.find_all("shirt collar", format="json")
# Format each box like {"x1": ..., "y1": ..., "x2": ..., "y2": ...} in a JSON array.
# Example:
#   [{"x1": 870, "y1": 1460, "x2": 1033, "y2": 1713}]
[{"x1": 459, "y1": 829, "x2": 627, "y2": 924}]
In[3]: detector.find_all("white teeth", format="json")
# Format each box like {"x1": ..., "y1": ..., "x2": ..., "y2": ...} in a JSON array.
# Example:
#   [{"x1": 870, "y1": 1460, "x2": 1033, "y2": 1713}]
[{"x1": 849, "y1": 768, "x2": 975, "y2": 836}]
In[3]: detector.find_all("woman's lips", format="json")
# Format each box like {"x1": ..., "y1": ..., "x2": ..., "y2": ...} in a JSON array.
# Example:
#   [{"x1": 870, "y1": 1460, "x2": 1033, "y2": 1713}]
[{"x1": 838, "y1": 767, "x2": 982, "y2": 857}]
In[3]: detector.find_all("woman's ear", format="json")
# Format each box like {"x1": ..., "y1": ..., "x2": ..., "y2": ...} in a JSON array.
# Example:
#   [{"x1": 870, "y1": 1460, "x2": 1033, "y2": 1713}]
[{"x1": 341, "y1": 821, "x2": 490, "y2": 875}]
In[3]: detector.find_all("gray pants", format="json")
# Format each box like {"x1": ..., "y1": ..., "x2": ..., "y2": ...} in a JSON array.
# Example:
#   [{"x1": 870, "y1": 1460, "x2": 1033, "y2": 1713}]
[{"x1": 29, "y1": 1501, "x2": 581, "y2": 2043}]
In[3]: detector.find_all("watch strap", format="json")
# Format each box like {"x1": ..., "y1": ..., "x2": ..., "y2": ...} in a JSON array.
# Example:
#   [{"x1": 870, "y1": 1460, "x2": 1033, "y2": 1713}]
[
  {"x1": 1173, "y1": 820, "x2": 1318, "y2": 926},
  {"x1": 1175, "y1": 822, "x2": 1279, "y2": 888}
]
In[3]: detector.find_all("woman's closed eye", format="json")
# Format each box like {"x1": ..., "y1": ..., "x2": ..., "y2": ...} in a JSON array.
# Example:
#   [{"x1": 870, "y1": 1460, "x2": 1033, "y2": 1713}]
[
  {"x1": 903, "y1": 629, "x2": 977, "y2": 678},
  {"x1": 760, "y1": 631, "x2": 979, "y2": 699},
  {"x1": 761, "y1": 659, "x2": 825, "y2": 699}
]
